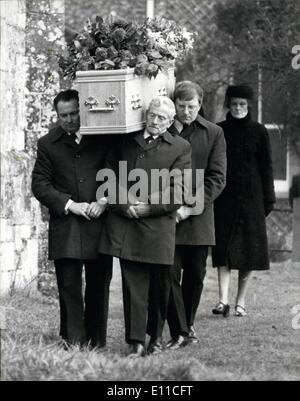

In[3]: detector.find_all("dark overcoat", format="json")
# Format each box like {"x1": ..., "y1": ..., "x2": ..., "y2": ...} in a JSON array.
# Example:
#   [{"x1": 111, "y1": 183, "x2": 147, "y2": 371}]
[
  {"x1": 168, "y1": 115, "x2": 227, "y2": 245},
  {"x1": 289, "y1": 174, "x2": 300, "y2": 208},
  {"x1": 98, "y1": 130, "x2": 192, "y2": 265},
  {"x1": 212, "y1": 112, "x2": 276, "y2": 270},
  {"x1": 32, "y1": 126, "x2": 112, "y2": 260}
]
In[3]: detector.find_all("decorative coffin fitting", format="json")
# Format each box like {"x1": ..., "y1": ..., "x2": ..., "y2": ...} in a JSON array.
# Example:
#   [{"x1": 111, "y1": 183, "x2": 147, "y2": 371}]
[{"x1": 76, "y1": 66, "x2": 175, "y2": 135}]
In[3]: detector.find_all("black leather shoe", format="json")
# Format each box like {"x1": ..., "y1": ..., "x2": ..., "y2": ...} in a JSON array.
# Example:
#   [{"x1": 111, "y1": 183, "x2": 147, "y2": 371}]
[
  {"x1": 212, "y1": 302, "x2": 230, "y2": 318},
  {"x1": 128, "y1": 342, "x2": 146, "y2": 358},
  {"x1": 166, "y1": 335, "x2": 186, "y2": 350},
  {"x1": 186, "y1": 326, "x2": 199, "y2": 344},
  {"x1": 147, "y1": 338, "x2": 163, "y2": 355}
]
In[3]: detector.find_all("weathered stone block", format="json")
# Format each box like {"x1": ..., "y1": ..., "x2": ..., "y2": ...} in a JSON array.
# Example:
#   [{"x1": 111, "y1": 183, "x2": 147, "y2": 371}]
[
  {"x1": 0, "y1": 306, "x2": 6, "y2": 330},
  {"x1": 0, "y1": 18, "x2": 26, "y2": 152},
  {"x1": 1, "y1": 237, "x2": 38, "y2": 294},
  {"x1": 20, "y1": 239, "x2": 39, "y2": 283},
  {"x1": 20, "y1": 225, "x2": 32, "y2": 239},
  {"x1": 0, "y1": 270, "x2": 14, "y2": 296},
  {"x1": 10, "y1": 178, "x2": 32, "y2": 225},
  {"x1": 0, "y1": 219, "x2": 13, "y2": 242},
  {"x1": 0, "y1": 242, "x2": 15, "y2": 273},
  {"x1": 0, "y1": 2, "x2": 27, "y2": 153},
  {"x1": 0, "y1": 1, "x2": 26, "y2": 29}
]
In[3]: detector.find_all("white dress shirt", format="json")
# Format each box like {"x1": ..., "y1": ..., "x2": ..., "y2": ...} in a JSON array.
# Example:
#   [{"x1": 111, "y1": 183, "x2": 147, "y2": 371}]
[{"x1": 143, "y1": 129, "x2": 159, "y2": 142}]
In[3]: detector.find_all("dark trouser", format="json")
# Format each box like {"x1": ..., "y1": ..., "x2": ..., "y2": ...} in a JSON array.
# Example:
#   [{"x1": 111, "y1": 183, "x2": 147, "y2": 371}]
[
  {"x1": 120, "y1": 259, "x2": 172, "y2": 345},
  {"x1": 54, "y1": 254, "x2": 112, "y2": 347},
  {"x1": 167, "y1": 245, "x2": 208, "y2": 338}
]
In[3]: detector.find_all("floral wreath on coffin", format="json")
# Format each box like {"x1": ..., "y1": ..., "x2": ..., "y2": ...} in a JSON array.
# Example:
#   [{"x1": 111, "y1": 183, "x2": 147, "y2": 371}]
[{"x1": 59, "y1": 16, "x2": 194, "y2": 80}]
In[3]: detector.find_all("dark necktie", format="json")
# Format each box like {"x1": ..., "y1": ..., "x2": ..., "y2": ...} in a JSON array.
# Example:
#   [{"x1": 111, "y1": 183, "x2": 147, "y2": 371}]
[
  {"x1": 181, "y1": 123, "x2": 194, "y2": 137},
  {"x1": 145, "y1": 135, "x2": 155, "y2": 144}
]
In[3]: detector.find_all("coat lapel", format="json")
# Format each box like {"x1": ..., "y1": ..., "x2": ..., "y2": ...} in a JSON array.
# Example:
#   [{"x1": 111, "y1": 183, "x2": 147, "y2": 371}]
[
  {"x1": 50, "y1": 126, "x2": 79, "y2": 149},
  {"x1": 77, "y1": 134, "x2": 89, "y2": 151},
  {"x1": 62, "y1": 133, "x2": 79, "y2": 149},
  {"x1": 134, "y1": 132, "x2": 147, "y2": 149},
  {"x1": 50, "y1": 126, "x2": 66, "y2": 143}
]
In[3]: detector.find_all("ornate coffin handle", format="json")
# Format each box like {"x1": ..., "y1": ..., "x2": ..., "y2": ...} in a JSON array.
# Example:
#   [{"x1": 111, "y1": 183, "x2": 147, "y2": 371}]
[
  {"x1": 131, "y1": 94, "x2": 142, "y2": 110},
  {"x1": 84, "y1": 95, "x2": 120, "y2": 112},
  {"x1": 105, "y1": 95, "x2": 121, "y2": 109},
  {"x1": 84, "y1": 96, "x2": 98, "y2": 108},
  {"x1": 158, "y1": 87, "x2": 167, "y2": 96}
]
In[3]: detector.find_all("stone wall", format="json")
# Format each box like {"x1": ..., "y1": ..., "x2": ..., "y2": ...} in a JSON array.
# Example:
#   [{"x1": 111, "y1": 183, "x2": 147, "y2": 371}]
[
  {"x1": 25, "y1": 0, "x2": 65, "y2": 296},
  {"x1": 0, "y1": 0, "x2": 65, "y2": 296},
  {"x1": 1, "y1": 0, "x2": 29, "y2": 295}
]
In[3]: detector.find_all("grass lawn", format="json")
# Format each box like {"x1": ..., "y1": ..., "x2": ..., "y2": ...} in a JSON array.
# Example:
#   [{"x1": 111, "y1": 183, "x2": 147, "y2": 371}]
[{"x1": 1, "y1": 258, "x2": 300, "y2": 381}]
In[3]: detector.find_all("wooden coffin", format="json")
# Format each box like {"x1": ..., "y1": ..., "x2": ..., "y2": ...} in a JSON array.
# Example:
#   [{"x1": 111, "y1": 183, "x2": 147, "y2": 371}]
[{"x1": 75, "y1": 66, "x2": 175, "y2": 135}]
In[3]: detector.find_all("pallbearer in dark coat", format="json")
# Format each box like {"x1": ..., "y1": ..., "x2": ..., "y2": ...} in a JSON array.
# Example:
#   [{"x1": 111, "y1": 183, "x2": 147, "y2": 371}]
[
  {"x1": 98, "y1": 97, "x2": 192, "y2": 357},
  {"x1": 212, "y1": 85, "x2": 275, "y2": 318},
  {"x1": 154, "y1": 81, "x2": 227, "y2": 349},
  {"x1": 32, "y1": 90, "x2": 113, "y2": 348}
]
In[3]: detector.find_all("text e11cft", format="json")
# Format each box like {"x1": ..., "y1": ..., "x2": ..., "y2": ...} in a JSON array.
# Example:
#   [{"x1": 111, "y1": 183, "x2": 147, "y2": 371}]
[{"x1": 150, "y1": 385, "x2": 193, "y2": 396}]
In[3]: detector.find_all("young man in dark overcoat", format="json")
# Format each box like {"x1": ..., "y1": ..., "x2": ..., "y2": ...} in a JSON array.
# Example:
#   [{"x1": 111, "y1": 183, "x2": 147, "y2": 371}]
[{"x1": 158, "y1": 81, "x2": 227, "y2": 348}]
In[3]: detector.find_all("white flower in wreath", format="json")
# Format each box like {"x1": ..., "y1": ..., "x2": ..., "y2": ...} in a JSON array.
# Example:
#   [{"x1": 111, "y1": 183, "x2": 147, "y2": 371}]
[
  {"x1": 167, "y1": 44, "x2": 178, "y2": 58},
  {"x1": 37, "y1": 54, "x2": 47, "y2": 62},
  {"x1": 167, "y1": 32, "x2": 176, "y2": 43},
  {"x1": 147, "y1": 29, "x2": 162, "y2": 40},
  {"x1": 157, "y1": 37, "x2": 167, "y2": 48}
]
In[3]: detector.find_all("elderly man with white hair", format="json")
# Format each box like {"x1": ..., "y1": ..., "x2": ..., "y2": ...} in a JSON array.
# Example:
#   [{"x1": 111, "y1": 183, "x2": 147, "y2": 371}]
[{"x1": 98, "y1": 96, "x2": 192, "y2": 357}]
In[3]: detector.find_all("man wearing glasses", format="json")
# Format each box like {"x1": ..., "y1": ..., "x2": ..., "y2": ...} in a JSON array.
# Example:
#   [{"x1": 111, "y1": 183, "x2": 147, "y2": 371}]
[{"x1": 153, "y1": 81, "x2": 227, "y2": 349}]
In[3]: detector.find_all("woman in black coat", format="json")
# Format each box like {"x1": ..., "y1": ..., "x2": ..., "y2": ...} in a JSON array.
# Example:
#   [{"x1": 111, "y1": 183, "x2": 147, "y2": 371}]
[{"x1": 212, "y1": 85, "x2": 276, "y2": 317}]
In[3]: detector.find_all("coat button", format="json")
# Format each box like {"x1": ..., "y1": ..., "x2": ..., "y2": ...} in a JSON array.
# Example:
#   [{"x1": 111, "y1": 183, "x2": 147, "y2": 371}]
[
  {"x1": 139, "y1": 153, "x2": 145, "y2": 159},
  {"x1": 75, "y1": 154, "x2": 81, "y2": 158},
  {"x1": 79, "y1": 178, "x2": 84, "y2": 183}
]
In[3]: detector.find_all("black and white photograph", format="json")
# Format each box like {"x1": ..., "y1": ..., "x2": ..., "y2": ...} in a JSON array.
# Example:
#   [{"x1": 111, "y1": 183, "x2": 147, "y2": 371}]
[{"x1": 0, "y1": 0, "x2": 300, "y2": 384}]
